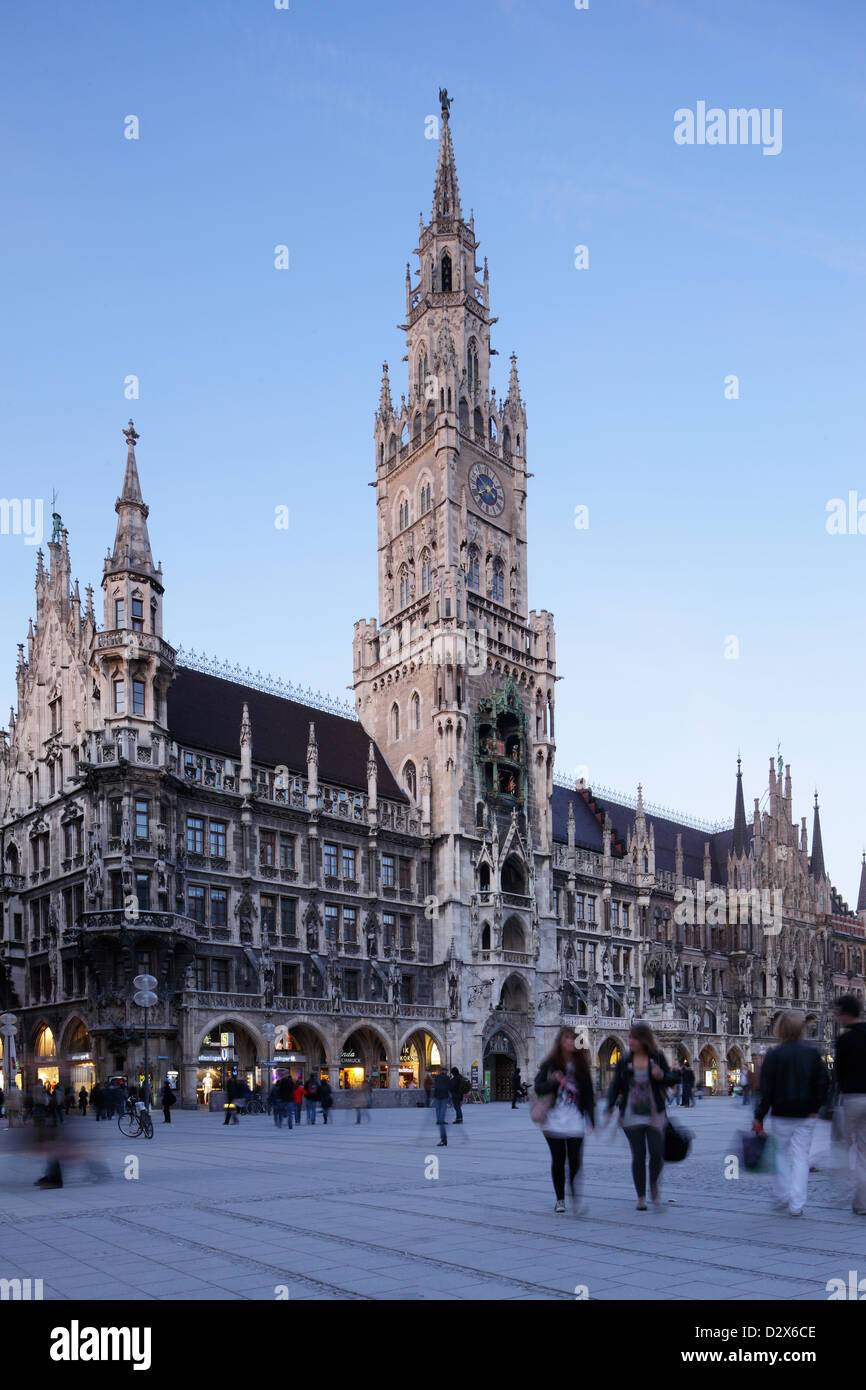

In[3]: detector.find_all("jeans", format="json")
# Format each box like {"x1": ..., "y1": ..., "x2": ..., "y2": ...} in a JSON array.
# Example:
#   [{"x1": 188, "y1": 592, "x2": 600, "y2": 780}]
[
  {"x1": 771, "y1": 1115, "x2": 816, "y2": 1213},
  {"x1": 306, "y1": 1100, "x2": 317, "y2": 1124},
  {"x1": 273, "y1": 1101, "x2": 284, "y2": 1126},
  {"x1": 434, "y1": 1097, "x2": 448, "y2": 1142},
  {"x1": 623, "y1": 1124, "x2": 665, "y2": 1199},
  {"x1": 294, "y1": 1102, "x2": 302, "y2": 1125},
  {"x1": 843, "y1": 1094, "x2": 866, "y2": 1211},
  {"x1": 452, "y1": 1096, "x2": 463, "y2": 1123},
  {"x1": 543, "y1": 1134, "x2": 584, "y2": 1201}
]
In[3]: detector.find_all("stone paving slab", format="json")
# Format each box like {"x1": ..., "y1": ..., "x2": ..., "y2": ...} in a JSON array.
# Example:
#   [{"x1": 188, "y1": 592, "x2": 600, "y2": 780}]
[{"x1": 0, "y1": 1097, "x2": 860, "y2": 1301}]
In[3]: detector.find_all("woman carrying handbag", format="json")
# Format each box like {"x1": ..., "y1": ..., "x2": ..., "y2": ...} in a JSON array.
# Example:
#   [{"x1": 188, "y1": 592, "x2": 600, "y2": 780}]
[
  {"x1": 532, "y1": 1026, "x2": 595, "y2": 1214},
  {"x1": 605, "y1": 1023, "x2": 679, "y2": 1210}
]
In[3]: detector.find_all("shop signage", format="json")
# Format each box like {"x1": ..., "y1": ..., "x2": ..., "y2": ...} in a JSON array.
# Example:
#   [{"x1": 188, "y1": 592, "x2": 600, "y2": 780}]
[
  {"x1": 198, "y1": 1053, "x2": 224, "y2": 1063},
  {"x1": 68, "y1": 1053, "x2": 92, "y2": 1062},
  {"x1": 471, "y1": 1062, "x2": 479, "y2": 1088}
]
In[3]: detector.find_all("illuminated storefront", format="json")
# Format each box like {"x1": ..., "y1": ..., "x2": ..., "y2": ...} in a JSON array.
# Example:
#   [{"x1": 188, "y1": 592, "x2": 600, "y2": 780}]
[
  {"x1": 34, "y1": 1023, "x2": 59, "y2": 1088},
  {"x1": 65, "y1": 1022, "x2": 95, "y2": 1089}
]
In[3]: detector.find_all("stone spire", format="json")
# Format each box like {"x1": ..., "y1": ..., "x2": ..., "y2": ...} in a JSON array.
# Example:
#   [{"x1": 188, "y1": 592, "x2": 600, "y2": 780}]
[
  {"x1": 506, "y1": 352, "x2": 521, "y2": 407},
  {"x1": 858, "y1": 853, "x2": 866, "y2": 914},
  {"x1": 377, "y1": 362, "x2": 393, "y2": 421},
  {"x1": 810, "y1": 792, "x2": 826, "y2": 881},
  {"x1": 432, "y1": 89, "x2": 462, "y2": 224},
  {"x1": 732, "y1": 756, "x2": 747, "y2": 856},
  {"x1": 106, "y1": 421, "x2": 158, "y2": 579}
]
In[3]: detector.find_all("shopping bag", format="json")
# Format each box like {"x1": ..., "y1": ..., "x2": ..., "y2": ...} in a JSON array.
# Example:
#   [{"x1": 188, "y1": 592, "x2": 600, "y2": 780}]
[{"x1": 741, "y1": 1129, "x2": 776, "y2": 1174}]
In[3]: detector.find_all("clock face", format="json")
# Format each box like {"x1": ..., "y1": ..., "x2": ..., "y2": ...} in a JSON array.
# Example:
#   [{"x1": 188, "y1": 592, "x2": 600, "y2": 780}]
[{"x1": 469, "y1": 463, "x2": 505, "y2": 517}]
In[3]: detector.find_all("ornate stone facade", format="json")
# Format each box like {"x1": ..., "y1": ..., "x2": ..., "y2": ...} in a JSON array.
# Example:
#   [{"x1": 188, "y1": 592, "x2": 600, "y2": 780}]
[{"x1": 0, "y1": 101, "x2": 863, "y2": 1103}]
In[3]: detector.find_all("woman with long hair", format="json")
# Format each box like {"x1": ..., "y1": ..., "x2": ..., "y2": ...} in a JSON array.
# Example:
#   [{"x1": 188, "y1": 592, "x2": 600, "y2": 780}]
[
  {"x1": 606, "y1": 1023, "x2": 678, "y2": 1210},
  {"x1": 533, "y1": 1025, "x2": 595, "y2": 1214}
]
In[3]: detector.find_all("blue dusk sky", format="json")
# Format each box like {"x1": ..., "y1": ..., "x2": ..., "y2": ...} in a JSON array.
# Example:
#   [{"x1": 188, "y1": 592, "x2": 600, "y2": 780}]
[{"x1": 1, "y1": 0, "x2": 865, "y2": 901}]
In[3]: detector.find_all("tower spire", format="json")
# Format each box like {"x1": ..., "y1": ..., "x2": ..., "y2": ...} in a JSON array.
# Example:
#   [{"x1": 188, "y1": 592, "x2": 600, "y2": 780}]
[
  {"x1": 811, "y1": 791, "x2": 826, "y2": 881},
  {"x1": 432, "y1": 88, "x2": 462, "y2": 224},
  {"x1": 732, "y1": 755, "x2": 747, "y2": 856},
  {"x1": 106, "y1": 420, "x2": 157, "y2": 578},
  {"x1": 858, "y1": 852, "x2": 866, "y2": 914}
]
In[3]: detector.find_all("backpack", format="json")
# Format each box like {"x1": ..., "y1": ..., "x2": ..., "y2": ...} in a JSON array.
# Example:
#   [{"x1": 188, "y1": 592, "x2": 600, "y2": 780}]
[{"x1": 460, "y1": 1076, "x2": 471, "y2": 1096}]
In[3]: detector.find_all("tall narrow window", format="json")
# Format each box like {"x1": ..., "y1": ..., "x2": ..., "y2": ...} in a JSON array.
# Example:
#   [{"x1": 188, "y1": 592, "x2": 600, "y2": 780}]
[
  {"x1": 441, "y1": 252, "x2": 452, "y2": 292},
  {"x1": 492, "y1": 559, "x2": 505, "y2": 603},
  {"x1": 467, "y1": 547, "x2": 480, "y2": 590},
  {"x1": 391, "y1": 703, "x2": 400, "y2": 741},
  {"x1": 113, "y1": 679, "x2": 125, "y2": 713},
  {"x1": 131, "y1": 597, "x2": 144, "y2": 632},
  {"x1": 115, "y1": 598, "x2": 125, "y2": 627},
  {"x1": 467, "y1": 339, "x2": 479, "y2": 394},
  {"x1": 132, "y1": 679, "x2": 145, "y2": 715},
  {"x1": 399, "y1": 566, "x2": 410, "y2": 608},
  {"x1": 411, "y1": 692, "x2": 420, "y2": 730},
  {"x1": 420, "y1": 551, "x2": 432, "y2": 594},
  {"x1": 404, "y1": 761, "x2": 417, "y2": 799}
]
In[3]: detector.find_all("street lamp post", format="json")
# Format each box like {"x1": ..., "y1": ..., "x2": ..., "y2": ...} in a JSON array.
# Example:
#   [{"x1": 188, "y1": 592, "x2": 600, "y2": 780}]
[{"x1": 132, "y1": 975, "x2": 158, "y2": 1110}]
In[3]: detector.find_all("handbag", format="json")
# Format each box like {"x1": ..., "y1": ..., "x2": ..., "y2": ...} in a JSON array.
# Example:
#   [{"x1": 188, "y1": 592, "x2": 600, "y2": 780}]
[
  {"x1": 663, "y1": 1118, "x2": 692, "y2": 1162},
  {"x1": 741, "y1": 1129, "x2": 776, "y2": 1174},
  {"x1": 530, "y1": 1092, "x2": 554, "y2": 1125}
]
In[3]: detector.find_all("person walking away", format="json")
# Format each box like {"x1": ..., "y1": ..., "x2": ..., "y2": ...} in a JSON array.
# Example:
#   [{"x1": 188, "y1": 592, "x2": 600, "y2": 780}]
[
  {"x1": 78, "y1": 1085, "x2": 88, "y2": 1115},
  {"x1": 278, "y1": 1074, "x2": 295, "y2": 1129},
  {"x1": 432, "y1": 1070, "x2": 451, "y2": 1146},
  {"x1": 834, "y1": 995, "x2": 866, "y2": 1214},
  {"x1": 752, "y1": 1009, "x2": 829, "y2": 1217},
  {"x1": 449, "y1": 1067, "x2": 466, "y2": 1125},
  {"x1": 670, "y1": 1064, "x2": 682, "y2": 1106},
  {"x1": 511, "y1": 1069, "x2": 522, "y2": 1109},
  {"x1": 423, "y1": 1072, "x2": 433, "y2": 1108},
  {"x1": 223, "y1": 1074, "x2": 241, "y2": 1125},
  {"x1": 292, "y1": 1076, "x2": 304, "y2": 1126},
  {"x1": 680, "y1": 1063, "x2": 694, "y2": 1108},
  {"x1": 63, "y1": 1085, "x2": 75, "y2": 1115},
  {"x1": 319, "y1": 1077, "x2": 333, "y2": 1124},
  {"x1": 160, "y1": 1079, "x2": 176, "y2": 1124},
  {"x1": 606, "y1": 1023, "x2": 678, "y2": 1210},
  {"x1": 534, "y1": 1026, "x2": 595, "y2": 1214},
  {"x1": 304, "y1": 1076, "x2": 320, "y2": 1124},
  {"x1": 269, "y1": 1081, "x2": 283, "y2": 1125}
]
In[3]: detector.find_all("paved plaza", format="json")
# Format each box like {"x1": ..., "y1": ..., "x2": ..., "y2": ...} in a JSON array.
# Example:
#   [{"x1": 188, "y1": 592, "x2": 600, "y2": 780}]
[{"x1": 0, "y1": 1098, "x2": 860, "y2": 1301}]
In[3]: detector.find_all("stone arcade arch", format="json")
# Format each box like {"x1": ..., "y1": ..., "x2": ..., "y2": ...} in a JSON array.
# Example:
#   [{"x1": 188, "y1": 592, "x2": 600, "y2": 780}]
[
  {"x1": 397, "y1": 1026, "x2": 446, "y2": 1089},
  {"x1": 699, "y1": 1045, "x2": 719, "y2": 1093},
  {"x1": 194, "y1": 1016, "x2": 265, "y2": 1104},
  {"x1": 337, "y1": 1024, "x2": 392, "y2": 1089},
  {"x1": 597, "y1": 1035, "x2": 625, "y2": 1093}
]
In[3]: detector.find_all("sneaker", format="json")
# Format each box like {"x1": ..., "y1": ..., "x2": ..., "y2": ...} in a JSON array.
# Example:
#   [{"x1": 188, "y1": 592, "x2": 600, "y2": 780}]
[
  {"x1": 554, "y1": 1200, "x2": 566, "y2": 1214},
  {"x1": 35, "y1": 1177, "x2": 62, "y2": 1188},
  {"x1": 636, "y1": 1199, "x2": 648, "y2": 1211},
  {"x1": 789, "y1": 1207, "x2": 803, "y2": 1217},
  {"x1": 437, "y1": 1140, "x2": 447, "y2": 1147}
]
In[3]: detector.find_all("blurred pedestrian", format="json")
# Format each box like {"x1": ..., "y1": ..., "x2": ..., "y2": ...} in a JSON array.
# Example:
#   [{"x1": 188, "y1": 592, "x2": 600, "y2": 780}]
[
  {"x1": 433, "y1": 1070, "x2": 451, "y2": 1146},
  {"x1": 277, "y1": 1074, "x2": 294, "y2": 1129},
  {"x1": 606, "y1": 1023, "x2": 678, "y2": 1210},
  {"x1": 304, "y1": 1076, "x2": 320, "y2": 1124},
  {"x1": 78, "y1": 1086, "x2": 88, "y2": 1115},
  {"x1": 511, "y1": 1069, "x2": 522, "y2": 1110},
  {"x1": 423, "y1": 1073, "x2": 433, "y2": 1108},
  {"x1": 160, "y1": 1079, "x2": 176, "y2": 1124},
  {"x1": 753, "y1": 1010, "x2": 829, "y2": 1217},
  {"x1": 292, "y1": 1076, "x2": 304, "y2": 1126},
  {"x1": 320, "y1": 1077, "x2": 333, "y2": 1124},
  {"x1": 449, "y1": 1067, "x2": 466, "y2": 1125},
  {"x1": 534, "y1": 1025, "x2": 595, "y2": 1214},
  {"x1": 834, "y1": 995, "x2": 866, "y2": 1214}
]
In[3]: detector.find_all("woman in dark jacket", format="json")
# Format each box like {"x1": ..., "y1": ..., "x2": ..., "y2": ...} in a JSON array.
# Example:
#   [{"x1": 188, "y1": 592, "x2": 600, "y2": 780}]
[
  {"x1": 534, "y1": 1026, "x2": 595, "y2": 1214},
  {"x1": 605, "y1": 1023, "x2": 678, "y2": 1210}
]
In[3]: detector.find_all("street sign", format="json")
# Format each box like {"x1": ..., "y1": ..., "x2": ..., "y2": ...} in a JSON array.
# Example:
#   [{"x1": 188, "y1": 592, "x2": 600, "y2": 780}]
[{"x1": 220, "y1": 1048, "x2": 230, "y2": 1060}]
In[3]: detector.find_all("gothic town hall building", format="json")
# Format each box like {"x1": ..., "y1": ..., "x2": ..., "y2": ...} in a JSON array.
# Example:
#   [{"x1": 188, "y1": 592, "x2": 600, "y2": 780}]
[{"x1": 2, "y1": 102, "x2": 864, "y2": 1105}]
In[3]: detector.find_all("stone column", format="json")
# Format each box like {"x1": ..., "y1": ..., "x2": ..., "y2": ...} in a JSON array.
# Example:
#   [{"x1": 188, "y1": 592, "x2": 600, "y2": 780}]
[{"x1": 181, "y1": 1060, "x2": 198, "y2": 1109}]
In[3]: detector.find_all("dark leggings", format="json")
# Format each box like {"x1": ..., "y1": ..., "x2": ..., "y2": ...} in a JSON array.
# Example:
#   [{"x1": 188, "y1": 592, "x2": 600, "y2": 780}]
[
  {"x1": 624, "y1": 1124, "x2": 664, "y2": 1198},
  {"x1": 543, "y1": 1134, "x2": 584, "y2": 1201}
]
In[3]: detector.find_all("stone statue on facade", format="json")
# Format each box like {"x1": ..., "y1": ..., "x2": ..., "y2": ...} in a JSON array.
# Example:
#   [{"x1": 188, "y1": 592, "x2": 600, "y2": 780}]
[
  {"x1": 155, "y1": 855, "x2": 168, "y2": 894},
  {"x1": 448, "y1": 963, "x2": 460, "y2": 1018},
  {"x1": 86, "y1": 837, "x2": 104, "y2": 901},
  {"x1": 236, "y1": 889, "x2": 255, "y2": 941}
]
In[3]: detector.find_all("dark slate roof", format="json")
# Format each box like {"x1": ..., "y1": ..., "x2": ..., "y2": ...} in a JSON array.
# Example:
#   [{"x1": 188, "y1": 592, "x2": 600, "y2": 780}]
[
  {"x1": 167, "y1": 667, "x2": 405, "y2": 800},
  {"x1": 552, "y1": 784, "x2": 741, "y2": 884}
]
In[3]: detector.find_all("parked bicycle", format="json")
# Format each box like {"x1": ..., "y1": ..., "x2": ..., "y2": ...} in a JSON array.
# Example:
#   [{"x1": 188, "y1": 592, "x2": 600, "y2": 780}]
[{"x1": 118, "y1": 1097, "x2": 154, "y2": 1139}]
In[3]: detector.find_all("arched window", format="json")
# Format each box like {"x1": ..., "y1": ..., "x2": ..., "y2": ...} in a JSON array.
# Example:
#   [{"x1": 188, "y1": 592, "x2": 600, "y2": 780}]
[
  {"x1": 503, "y1": 425, "x2": 512, "y2": 457},
  {"x1": 399, "y1": 566, "x2": 410, "y2": 608},
  {"x1": 420, "y1": 550, "x2": 432, "y2": 595},
  {"x1": 473, "y1": 407, "x2": 484, "y2": 441},
  {"x1": 389, "y1": 434, "x2": 397, "y2": 459},
  {"x1": 398, "y1": 497, "x2": 409, "y2": 531},
  {"x1": 467, "y1": 546, "x2": 480, "y2": 590},
  {"x1": 379, "y1": 442, "x2": 384, "y2": 467},
  {"x1": 411, "y1": 692, "x2": 421, "y2": 730},
  {"x1": 441, "y1": 252, "x2": 452, "y2": 292},
  {"x1": 416, "y1": 350, "x2": 428, "y2": 399},
  {"x1": 489, "y1": 415, "x2": 498, "y2": 444},
  {"x1": 403, "y1": 760, "x2": 417, "y2": 799},
  {"x1": 458, "y1": 397, "x2": 469, "y2": 431},
  {"x1": 391, "y1": 703, "x2": 400, "y2": 741},
  {"x1": 412, "y1": 413, "x2": 422, "y2": 440},
  {"x1": 401, "y1": 422, "x2": 409, "y2": 447},
  {"x1": 467, "y1": 339, "x2": 479, "y2": 394},
  {"x1": 419, "y1": 480, "x2": 432, "y2": 514},
  {"x1": 481, "y1": 923, "x2": 491, "y2": 950},
  {"x1": 492, "y1": 558, "x2": 505, "y2": 603}
]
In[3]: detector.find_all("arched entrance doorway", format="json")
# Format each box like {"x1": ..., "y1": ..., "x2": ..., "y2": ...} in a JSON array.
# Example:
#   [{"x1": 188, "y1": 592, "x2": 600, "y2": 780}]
[
  {"x1": 699, "y1": 1045, "x2": 719, "y2": 1093},
  {"x1": 399, "y1": 1030, "x2": 442, "y2": 1089},
  {"x1": 63, "y1": 1018, "x2": 96, "y2": 1090},
  {"x1": 339, "y1": 1027, "x2": 390, "y2": 1089},
  {"x1": 597, "y1": 1037, "x2": 623, "y2": 1092},
  {"x1": 483, "y1": 1029, "x2": 518, "y2": 1100},
  {"x1": 196, "y1": 1020, "x2": 260, "y2": 1105},
  {"x1": 279, "y1": 1023, "x2": 327, "y2": 1083},
  {"x1": 33, "y1": 1023, "x2": 59, "y2": 1088},
  {"x1": 726, "y1": 1046, "x2": 745, "y2": 1089}
]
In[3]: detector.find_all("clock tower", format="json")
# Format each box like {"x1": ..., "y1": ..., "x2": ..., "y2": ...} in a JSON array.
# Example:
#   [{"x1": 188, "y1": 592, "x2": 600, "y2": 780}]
[{"x1": 353, "y1": 93, "x2": 559, "y2": 1083}]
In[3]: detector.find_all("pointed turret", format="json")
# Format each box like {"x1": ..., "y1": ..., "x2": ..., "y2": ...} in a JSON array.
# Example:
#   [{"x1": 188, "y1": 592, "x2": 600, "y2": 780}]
[
  {"x1": 857, "y1": 853, "x2": 866, "y2": 915},
  {"x1": 810, "y1": 792, "x2": 826, "y2": 881},
  {"x1": 377, "y1": 363, "x2": 393, "y2": 421},
  {"x1": 105, "y1": 421, "x2": 158, "y2": 579},
  {"x1": 431, "y1": 89, "x2": 462, "y2": 224},
  {"x1": 732, "y1": 756, "x2": 747, "y2": 856}
]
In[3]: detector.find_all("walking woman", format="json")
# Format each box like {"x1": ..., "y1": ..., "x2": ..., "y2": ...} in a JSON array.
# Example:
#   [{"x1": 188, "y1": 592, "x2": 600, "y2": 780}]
[
  {"x1": 534, "y1": 1026, "x2": 595, "y2": 1214},
  {"x1": 606, "y1": 1023, "x2": 678, "y2": 1210}
]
